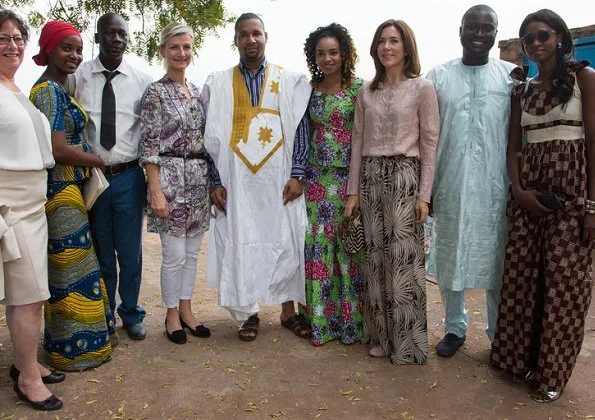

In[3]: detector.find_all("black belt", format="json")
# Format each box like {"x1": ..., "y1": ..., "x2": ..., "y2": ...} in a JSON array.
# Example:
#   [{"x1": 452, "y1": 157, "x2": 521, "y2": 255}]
[
  {"x1": 104, "y1": 159, "x2": 140, "y2": 176},
  {"x1": 159, "y1": 152, "x2": 210, "y2": 160}
]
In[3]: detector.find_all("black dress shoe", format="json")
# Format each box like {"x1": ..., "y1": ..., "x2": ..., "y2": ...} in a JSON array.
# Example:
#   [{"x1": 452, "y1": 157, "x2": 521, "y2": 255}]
[
  {"x1": 13, "y1": 382, "x2": 63, "y2": 411},
  {"x1": 180, "y1": 317, "x2": 211, "y2": 338},
  {"x1": 436, "y1": 333, "x2": 466, "y2": 357},
  {"x1": 9, "y1": 364, "x2": 65, "y2": 384},
  {"x1": 165, "y1": 320, "x2": 187, "y2": 344},
  {"x1": 123, "y1": 322, "x2": 147, "y2": 340}
]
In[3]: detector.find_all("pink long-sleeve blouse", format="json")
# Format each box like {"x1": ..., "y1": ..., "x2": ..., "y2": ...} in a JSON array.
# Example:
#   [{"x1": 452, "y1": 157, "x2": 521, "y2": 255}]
[{"x1": 347, "y1": 77, "x2": 440, "y2": 202}]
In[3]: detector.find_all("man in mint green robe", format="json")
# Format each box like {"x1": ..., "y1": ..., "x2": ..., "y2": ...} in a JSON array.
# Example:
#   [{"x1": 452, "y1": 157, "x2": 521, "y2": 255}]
[{"x1": 426, "y1": 4, "x2": 517, "y2": 357}]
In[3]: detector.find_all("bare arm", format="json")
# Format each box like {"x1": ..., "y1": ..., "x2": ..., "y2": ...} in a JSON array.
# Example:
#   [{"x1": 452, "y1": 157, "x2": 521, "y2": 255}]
[
  {"x1": 508, "y1": 85, "x2": 552, "y2": 216},
  {"x1": 577, "y1": 66, "x2": 595, "y2": 242}
]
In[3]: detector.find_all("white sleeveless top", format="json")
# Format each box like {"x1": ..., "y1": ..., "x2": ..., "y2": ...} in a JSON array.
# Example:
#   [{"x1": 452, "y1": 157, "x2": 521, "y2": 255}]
[{"x1": 521, "y1": 75, "x2": 583, "y2": 144}]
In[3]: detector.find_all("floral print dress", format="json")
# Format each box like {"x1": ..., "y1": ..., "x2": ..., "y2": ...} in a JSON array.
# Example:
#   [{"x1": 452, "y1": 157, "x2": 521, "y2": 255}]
[{"x1": 298, "y1": 78, "x2": 365, "y2": 346}]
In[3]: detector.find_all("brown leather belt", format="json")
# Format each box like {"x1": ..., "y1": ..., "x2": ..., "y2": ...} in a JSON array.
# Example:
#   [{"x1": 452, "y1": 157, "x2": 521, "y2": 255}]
[{"x1": 104, "y1": 159, "x2": 140, "y2": 176}]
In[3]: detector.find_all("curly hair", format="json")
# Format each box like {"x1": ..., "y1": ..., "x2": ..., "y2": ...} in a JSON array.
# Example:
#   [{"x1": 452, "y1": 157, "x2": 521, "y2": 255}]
[
  {"x1": 519, "y1": 9, "x2": 577, "y2": 105},
  {"x1": 0, "y1": 10, "x2": 29, "y2": 44},
  {"x1": 304, "y1": 23, "x2": 357, "y2": 86}
]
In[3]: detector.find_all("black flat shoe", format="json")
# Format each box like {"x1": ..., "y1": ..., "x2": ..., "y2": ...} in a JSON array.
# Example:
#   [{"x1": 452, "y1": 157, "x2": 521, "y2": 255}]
[
  {"x1": 165, "y1": 320, "x2": 187, "y2": 344},
  {"x1": 180, "y1": 317, "x2": 211, "y2": 338},
  {"x1": 13, "y1": 382, "x2": 63, "y2": 411},
  {"x1": 9, "y1": 364, "x2": 65, "y2": 384}
]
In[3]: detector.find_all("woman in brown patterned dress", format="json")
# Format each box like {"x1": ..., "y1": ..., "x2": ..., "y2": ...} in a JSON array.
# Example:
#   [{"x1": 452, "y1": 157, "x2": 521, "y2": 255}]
[
  {"x1": 490, "y1": 9, "x2": 595, "y2": 402},
  {"x1": 140, "y1": 22, "x2": 219, "y2": 344}
]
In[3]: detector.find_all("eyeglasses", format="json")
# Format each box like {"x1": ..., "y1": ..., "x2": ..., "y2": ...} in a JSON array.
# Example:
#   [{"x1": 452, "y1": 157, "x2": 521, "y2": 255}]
[
  {"x1": 0, "y1": 35, "x2": 25, "y2": 46},
  {"x1": 521, "y1": 30, "x2": 556, "y2": 46}
]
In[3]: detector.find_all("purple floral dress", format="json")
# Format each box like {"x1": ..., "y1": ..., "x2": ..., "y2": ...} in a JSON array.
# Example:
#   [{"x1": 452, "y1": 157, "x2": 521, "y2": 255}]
[{"x1": 140, "y1": 76, "x2": 211, "y2": 237}]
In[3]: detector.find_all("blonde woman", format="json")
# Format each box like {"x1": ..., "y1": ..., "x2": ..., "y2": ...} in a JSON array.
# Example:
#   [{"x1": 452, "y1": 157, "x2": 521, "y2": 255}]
[{"x1": 140, "y1": 22, "x2": 217, "y2": 344}]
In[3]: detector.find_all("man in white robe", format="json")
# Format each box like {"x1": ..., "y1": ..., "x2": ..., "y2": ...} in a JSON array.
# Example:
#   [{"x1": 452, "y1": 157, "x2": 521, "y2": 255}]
[
  {"x1": 427, "y1": 4, "x2": 516, "y2": 357},
  {"x1": 202, "y1": 13, "x2": 312, "y2": 341}
]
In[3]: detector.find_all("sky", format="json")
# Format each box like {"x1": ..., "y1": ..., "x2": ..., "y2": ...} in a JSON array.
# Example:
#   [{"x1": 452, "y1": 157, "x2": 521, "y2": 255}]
[{"x1": 13, "y1": 0, "x2": 595, "y2": 93}]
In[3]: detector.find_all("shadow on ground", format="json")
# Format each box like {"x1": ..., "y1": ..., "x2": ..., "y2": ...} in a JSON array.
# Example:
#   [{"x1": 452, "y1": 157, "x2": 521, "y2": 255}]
[{"x1": 1, "y1": 232, "x2": 594, "y2": 419}]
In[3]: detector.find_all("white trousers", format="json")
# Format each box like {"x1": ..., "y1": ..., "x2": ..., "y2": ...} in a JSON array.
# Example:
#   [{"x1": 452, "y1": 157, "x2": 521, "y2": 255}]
[
  {"x1": 159, "y1": 232, "x2": 204, "y2": 309},
  {"x1": 226, "y1": 304, "x2": 260, "y2": 323}
]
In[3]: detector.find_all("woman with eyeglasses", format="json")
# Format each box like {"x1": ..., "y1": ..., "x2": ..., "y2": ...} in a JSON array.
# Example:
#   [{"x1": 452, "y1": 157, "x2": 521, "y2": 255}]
[
  {"x1": 29, "y1": 20, "x2": 117, "y2": 372},
  {"x1": 491, "y1": 9, "x2": 595, "y2": 403},
  {"x1": 0, "y1": 10, "x2": 62, "y2": 410},
  {"x1": 140, "y1": 22, "x2": 217, "y2": 344}
]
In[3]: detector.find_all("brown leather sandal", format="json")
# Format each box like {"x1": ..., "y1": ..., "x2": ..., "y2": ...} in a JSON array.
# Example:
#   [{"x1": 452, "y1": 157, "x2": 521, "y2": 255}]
[
  {"x1": 281, "y1": 314, "x2": 311, "y2": 339},
  {"x1": 238, "y1": 314, "x2": 260, "y2": 342}
]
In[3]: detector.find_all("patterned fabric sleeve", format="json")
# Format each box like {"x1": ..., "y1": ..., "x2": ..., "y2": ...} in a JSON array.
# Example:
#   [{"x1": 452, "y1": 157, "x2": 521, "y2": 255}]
[
  {"x1": 29, "y1": 81, "x2": 65, "y2": 132},
  {"x1": 139, "y1": 82, "x2": 162, "y2": 167},
  {"x1": 290, "y1": 115, "x2": 310, "y2": 178},
  {"x1": 417, "y1": 79, "x2": 440, "y2": 202}
]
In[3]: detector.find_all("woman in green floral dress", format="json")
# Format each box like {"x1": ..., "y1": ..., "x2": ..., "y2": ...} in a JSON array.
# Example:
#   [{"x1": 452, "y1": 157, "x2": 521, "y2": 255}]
[{"x1": 299, "y1": 23, "x2": 364, "y2": 346}]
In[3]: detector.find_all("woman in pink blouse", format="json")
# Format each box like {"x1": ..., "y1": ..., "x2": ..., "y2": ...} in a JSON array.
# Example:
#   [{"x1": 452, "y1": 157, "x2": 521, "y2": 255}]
[{"x1": 345, "y1": 19, "x2": 439, "y2": 364}]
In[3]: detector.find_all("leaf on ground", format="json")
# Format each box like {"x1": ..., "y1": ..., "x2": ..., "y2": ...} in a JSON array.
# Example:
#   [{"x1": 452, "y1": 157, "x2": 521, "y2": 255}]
[
  {"x1": 514, "y1": 402, "x2": 526, "y2": 406},
  {"x1": 340, "y1": 389, "x2": 353, "y2": 395},
  {"x1": 430, "y1": 381, "x2": 438, "y2": 389},
  {"x1": 86, "y1": 379, "x2": 100, "y2": 383},
  {"x1": 225, "y1": 368, "x2": 237, "y2": 373},
  {"x1": 143, "y1": 403, "x2": 149, "y2": 409},
  {"x1": 584, "y1": 416, "x2": 595, "y2": 419},
  {"x1": 86, "y1": 400, "x2": 97, "y2": 405}
]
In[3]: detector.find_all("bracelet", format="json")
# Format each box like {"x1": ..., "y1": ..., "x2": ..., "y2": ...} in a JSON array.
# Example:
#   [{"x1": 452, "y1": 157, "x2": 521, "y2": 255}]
[{"x1": 586, "y1": 207, "x2": 595, "y2": 215}]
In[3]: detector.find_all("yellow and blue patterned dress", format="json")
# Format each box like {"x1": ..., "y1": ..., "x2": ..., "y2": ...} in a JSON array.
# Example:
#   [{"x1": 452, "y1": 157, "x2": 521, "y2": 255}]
[{"x1": 30, "y1": 79, "x2": 117, "y2": 371}]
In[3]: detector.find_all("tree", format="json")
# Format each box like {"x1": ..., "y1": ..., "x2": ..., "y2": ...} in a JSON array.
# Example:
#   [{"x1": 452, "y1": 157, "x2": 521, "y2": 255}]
[{"x1": 0, "y1": 0, "x2": 233, "y2": 62}]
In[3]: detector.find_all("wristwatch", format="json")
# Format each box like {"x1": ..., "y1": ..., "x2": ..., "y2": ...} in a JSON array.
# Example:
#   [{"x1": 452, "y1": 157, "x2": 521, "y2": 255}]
[{"x1": 292, "y1": 175, "x2": 305, "y2": 184}]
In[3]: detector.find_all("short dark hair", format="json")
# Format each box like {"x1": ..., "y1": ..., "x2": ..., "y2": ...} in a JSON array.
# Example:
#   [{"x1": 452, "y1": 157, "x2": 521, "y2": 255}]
[
  {"x1": 0, "y1": 10, "x2": 29, "y2": 43},
  {"x1": 304, "y1": 23, "x2": 358, "y2": 86},
  {"x1": 461, "y1": 4, "x2": 498, "y2": 26},
  {"x1": 234, "y1": 12, "x2": 264, "y2": 34},
  {"x1": 96, "y1": 12, "x2": 127, "y2": 32}
]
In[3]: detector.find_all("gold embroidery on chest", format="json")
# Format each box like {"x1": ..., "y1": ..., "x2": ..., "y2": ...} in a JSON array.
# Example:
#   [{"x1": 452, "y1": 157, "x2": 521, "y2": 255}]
[{"x1": 229, "y1": 64, "x2": 284, "y2": 174}]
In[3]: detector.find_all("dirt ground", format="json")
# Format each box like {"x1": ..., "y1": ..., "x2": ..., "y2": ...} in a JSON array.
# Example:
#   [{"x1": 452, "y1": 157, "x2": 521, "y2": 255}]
[{"x1": 1, "y1": 231, "x2": 594, "y2": 420}]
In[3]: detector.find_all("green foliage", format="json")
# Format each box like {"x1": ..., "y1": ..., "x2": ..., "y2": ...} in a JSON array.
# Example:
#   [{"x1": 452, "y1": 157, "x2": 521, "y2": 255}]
[{"x1": 0, "y1": 0, "x2": 233, "y2": 62}]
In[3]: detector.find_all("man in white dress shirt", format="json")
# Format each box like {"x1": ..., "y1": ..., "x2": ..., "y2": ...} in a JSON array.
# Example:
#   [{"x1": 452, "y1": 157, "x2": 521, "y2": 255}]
[{"x1": 72, "y1": 13, "x2": 152, "y2": 340}]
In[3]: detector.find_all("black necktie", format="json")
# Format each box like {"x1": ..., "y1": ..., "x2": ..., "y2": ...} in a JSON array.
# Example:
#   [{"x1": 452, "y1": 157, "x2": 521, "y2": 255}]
[{"x1": 100, "y1": 70, "x2": 119, "y2": 150}]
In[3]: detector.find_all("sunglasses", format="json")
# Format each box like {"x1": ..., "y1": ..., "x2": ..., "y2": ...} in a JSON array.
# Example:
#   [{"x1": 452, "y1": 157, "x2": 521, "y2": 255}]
[{"x1": 521, "y1": 30, "x2": 556, "y2": 46}]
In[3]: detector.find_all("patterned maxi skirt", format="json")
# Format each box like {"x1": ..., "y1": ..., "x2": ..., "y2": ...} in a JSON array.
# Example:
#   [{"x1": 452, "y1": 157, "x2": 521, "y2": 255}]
[
  {"x1": 360, "y1": 156, "x2": 428, "y2": 364},
  {"x1": 491, "y1": 139, "x2": 593, "y2": 392},
  {"x1": 44, "y1": 181, "x2": 118, "y2": 371},
  {"x1": 299, "y1": 165, "x2": 365, "y2": 346}
]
